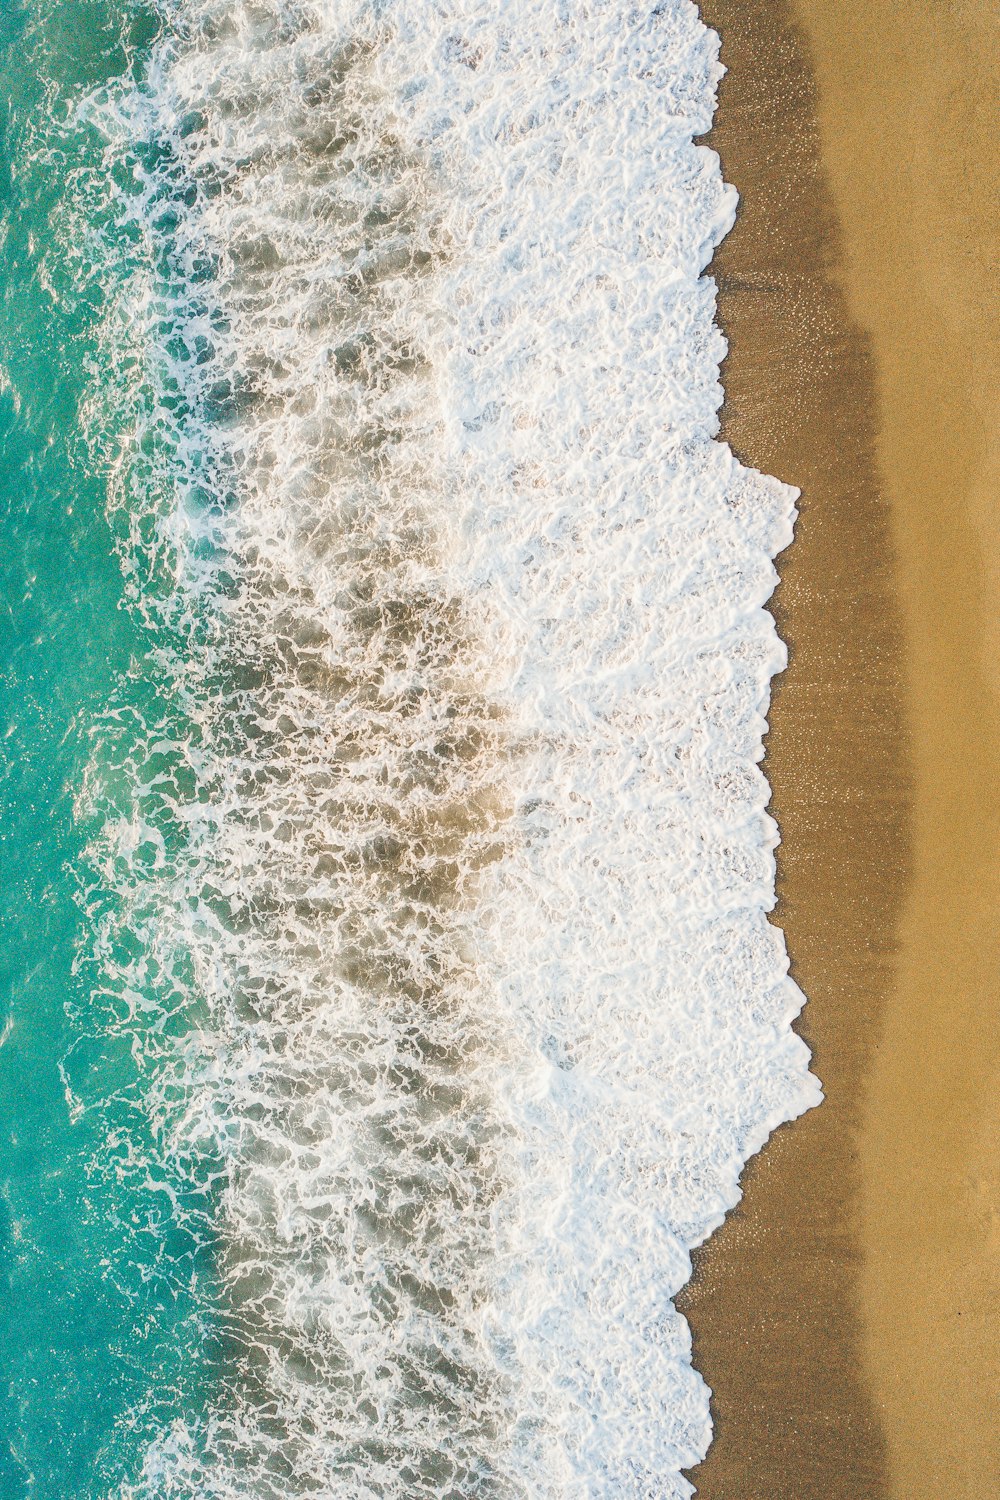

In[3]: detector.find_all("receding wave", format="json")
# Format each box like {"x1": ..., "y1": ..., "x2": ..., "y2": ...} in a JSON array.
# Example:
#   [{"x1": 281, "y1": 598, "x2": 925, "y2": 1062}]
[{"x1": 59, "y1": 2, "x2": 820, "y2": 1496}]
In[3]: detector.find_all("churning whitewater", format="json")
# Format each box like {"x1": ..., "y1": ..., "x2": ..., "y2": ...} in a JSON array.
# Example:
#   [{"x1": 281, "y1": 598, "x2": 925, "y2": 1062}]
[{"x1": 64, "y1": 1, "x2": 819, "y2": 1495}]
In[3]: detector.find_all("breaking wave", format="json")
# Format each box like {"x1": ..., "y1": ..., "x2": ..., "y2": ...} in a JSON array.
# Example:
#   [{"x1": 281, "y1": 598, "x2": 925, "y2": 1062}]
[{"x1": 60, "y1": 2, "x2": 819, "y2": 1495}]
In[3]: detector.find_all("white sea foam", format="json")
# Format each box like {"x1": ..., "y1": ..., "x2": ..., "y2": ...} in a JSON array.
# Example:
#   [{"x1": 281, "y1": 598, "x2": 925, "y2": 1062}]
[{"x1": 68, "y1": 2, "x2": 819, "y2": 1495}]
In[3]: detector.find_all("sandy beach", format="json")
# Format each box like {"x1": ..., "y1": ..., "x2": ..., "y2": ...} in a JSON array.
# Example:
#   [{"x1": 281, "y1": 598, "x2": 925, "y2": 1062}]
[{"x1": 679, "y1": 1, "x2": 999, "y2": 1496}]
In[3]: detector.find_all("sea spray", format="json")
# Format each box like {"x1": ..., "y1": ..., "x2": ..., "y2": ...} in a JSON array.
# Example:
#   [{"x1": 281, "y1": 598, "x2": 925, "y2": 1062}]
[{"x1": 55, "y1": 2, "x2": 819, "y2": 1494}]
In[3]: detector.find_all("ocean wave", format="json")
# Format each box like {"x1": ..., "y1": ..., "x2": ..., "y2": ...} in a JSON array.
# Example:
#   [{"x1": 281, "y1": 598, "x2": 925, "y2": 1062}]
[{"x1": 66, "y1": 3, "x2": 819, "y2": 1495}]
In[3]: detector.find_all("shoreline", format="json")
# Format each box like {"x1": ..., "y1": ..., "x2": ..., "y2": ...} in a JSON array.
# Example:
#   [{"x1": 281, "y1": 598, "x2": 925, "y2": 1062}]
[
  {"x1": 677, "y1": 2, "x2": 904, "y2": 1493},
  {"x1": 680, "y1": 1, "x2": 999, "y2": 1496}
]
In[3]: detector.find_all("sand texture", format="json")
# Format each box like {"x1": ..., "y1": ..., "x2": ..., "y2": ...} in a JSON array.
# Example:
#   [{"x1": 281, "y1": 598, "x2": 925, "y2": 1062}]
[{"x1": 679, "y1": 1, "x2": 999, "y2": 1497}]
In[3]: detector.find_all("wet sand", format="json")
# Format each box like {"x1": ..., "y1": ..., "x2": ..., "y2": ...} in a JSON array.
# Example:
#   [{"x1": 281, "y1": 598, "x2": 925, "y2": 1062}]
[{"x1": 678, "y1": 2, "x2": 999, "y2": 1497}]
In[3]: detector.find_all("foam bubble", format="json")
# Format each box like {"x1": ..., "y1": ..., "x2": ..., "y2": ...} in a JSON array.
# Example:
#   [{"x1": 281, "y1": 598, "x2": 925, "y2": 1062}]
[{"x1": 67, "y1": 3, "x2": 819, "y2": 1495}]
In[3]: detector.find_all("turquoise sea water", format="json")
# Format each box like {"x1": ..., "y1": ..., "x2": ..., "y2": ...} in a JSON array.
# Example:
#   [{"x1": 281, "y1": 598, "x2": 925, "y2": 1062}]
[{"x1": 0, "y1": 6, "x2": 209, "y2": 1494}]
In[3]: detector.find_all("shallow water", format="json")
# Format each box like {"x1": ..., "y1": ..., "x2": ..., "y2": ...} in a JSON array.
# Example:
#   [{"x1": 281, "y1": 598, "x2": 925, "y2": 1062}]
[{"x1": 0, "y1": 4, "x2": 817, "y2": 1496}]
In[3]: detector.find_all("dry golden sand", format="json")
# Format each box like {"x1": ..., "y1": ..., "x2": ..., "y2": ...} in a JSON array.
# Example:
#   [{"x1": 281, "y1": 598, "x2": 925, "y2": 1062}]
[{"x1": 677, "y1": 2, "x2": 999, "y2": 1498}]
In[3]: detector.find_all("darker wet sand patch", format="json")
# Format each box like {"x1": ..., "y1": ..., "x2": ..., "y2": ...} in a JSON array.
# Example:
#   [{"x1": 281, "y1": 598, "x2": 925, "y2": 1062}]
[{"x1": 677, "y1": 2, "x2": 907, "y2": 1495}]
